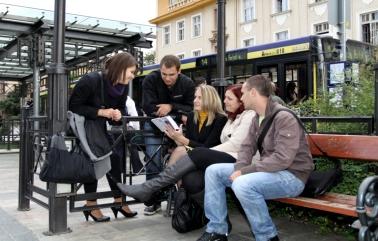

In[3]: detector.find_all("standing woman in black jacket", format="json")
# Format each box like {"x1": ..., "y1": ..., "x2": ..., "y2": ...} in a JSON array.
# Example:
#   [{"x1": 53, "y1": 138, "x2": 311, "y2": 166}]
[{"x1": 69, "y1": 52, "x2": 138, "y2": 222}]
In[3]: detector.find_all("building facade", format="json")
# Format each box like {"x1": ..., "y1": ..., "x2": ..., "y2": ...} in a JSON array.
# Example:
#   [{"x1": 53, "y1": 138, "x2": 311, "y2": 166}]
[{"x1": 150, "y1": 0, "x2": 378, "y2": 62}]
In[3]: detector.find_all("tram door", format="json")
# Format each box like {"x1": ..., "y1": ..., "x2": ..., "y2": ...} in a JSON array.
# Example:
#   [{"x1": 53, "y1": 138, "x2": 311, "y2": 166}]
[
  {"x1": 284, "y1": 62, "x2": 307, "y2": 104},
  {"x1": 257, "y1": 62, "x2": 307, "y2": 104},
  {"x1": 257, "y1": 65, "x2": 282, "y2": 96}
]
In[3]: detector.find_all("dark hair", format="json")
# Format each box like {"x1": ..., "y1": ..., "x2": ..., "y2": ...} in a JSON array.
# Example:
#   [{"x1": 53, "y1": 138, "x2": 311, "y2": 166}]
[
  {"x1": 104, "y1": 52, "x2": 137, "y2": 85},
  {"x1": 160, "y1": 55, "x2": 181, "y2": 70},
  {"x1": 226, "y1": 84, "x2": 245, "y2": 120},
  {"x1": 245, "y1": 75, "x2": 274, "y2": 97},
  {"x1": 286, "y1": 82, "x2": 297, "y2": 102},
  {"x1": 194, "y1": 76, "x2": 207, "y2": 86}
]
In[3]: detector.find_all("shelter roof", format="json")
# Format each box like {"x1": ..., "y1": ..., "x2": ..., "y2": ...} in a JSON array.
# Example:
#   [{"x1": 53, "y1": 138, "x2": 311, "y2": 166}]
[{"x1": 0, "y1": 3, "x2": 156, "y2": 82}]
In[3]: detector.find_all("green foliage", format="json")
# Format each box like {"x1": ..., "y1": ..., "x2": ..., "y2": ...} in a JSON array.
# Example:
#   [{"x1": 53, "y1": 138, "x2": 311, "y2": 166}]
[
  {"x1": 295, "y1": 64, "x2": 375, "y2": 135},
  {"x1": 0, "y1": 85, "x2": 21, "y2": 117},
  {"x1": 271, "y1": 64, "x2": 376, "y2": 237},
  {"x1": 297, "y1": 64, "x2": 374, "y2": 117},
  {"x1": 144, "y1": 51, "x2": 156, "y2": 66}
]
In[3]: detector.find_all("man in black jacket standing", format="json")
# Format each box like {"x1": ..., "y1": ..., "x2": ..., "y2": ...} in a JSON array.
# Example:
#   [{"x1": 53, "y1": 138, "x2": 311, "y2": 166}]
[{"x1": 142, "y1": 55, "x2": 195, "y2": 215}]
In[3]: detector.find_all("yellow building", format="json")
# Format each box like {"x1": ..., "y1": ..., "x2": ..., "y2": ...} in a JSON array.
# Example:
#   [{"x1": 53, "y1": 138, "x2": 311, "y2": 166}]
[{"x1": 150, "y1": 0, "x2": 378, "y2": 62}]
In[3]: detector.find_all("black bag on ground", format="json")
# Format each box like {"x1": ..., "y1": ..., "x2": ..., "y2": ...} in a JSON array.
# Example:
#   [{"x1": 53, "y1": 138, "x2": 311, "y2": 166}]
[
  {"x1": 258, "y1": 108, "x2": 343, "y2": 198},
  {"x1": 39, "y1": 133, "x2": 96, "y2": 183},
  {"x1": 171, "y1": 188, "x2": 207, "y2": 233}
]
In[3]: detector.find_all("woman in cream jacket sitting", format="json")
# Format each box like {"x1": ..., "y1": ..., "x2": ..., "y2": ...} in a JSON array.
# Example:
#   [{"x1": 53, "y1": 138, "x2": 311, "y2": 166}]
[{"x1": 117, "y1": 84, "x2": 255, "y2": 205}]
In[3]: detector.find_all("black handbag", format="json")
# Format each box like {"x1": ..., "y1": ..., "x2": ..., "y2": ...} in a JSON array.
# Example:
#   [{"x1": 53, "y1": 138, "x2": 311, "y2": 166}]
[
  {"x1": 257, "y1": 108, "x2": 342, "y2": 198},
  {"x1": 300, "y1": 157, "x2": 342, "y2": 197},
  {"x1": 171, "y1": 188, "x2": 207, "y2": 233},
  {"x1": 39, "y1": 133, "x2": 96, "y2": 184}
]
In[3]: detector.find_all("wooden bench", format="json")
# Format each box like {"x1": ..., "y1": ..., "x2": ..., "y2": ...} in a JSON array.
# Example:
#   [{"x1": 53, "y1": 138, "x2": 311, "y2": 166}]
[{"x1": 275, "y1": 134, "x2": 378, "y2": 217}]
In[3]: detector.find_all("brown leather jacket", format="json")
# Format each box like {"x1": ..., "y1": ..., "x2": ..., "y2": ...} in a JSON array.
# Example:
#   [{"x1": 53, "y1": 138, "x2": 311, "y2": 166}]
[{"x1": 234, "y1": 97, "x2": 314, "y2": 183}]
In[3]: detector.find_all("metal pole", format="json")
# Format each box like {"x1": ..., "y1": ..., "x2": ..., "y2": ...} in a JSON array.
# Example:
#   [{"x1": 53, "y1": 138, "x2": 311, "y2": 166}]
[
  {"x1": 33, "y1": 36, "x2": 41, "y2": 122},
  {"x1": 213, "y1": 0, "x2": 228, "y2": 101},
  {"x1": 18, "y1": 106, "x2": 30, "y2": 211},
  {"x1": 217, "y1": 0, "x2": 225, "y2": 81},
  {"x1": 374, "y1": 64, "x2": 378, "y2": 135},
  {"x1": 340, "y1": 0, "x2": 347, "y2": 61},
  {"x1": 32, "y1": 35, "x2": 41, "y2": 160},
  {"x1": 45, "y1": 0, "x2": 70, "y2": 235}
]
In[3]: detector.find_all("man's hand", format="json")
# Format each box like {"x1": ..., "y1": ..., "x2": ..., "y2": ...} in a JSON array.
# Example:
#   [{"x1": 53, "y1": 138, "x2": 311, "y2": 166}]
[
  {"x1": 229, "y1": 170, "x2": 242, "y2": 182},
  {"x1": 156, "y1": 104, "x2": 172, "y2": 117}
]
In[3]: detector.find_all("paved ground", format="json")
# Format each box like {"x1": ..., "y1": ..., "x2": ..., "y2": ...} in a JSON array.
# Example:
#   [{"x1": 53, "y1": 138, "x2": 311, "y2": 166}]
[{"x1": 0, "y1": 152, "x2": 351, "y2": 241}]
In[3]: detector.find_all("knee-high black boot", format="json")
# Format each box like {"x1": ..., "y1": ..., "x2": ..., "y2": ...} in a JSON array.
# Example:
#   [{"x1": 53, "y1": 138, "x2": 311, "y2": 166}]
[{"x1": 117, "y1": 154, "x2": 196, "y2": 202}]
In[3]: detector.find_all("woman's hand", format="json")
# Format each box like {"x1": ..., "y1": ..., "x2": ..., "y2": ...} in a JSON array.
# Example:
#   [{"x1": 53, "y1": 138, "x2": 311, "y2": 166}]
[
  {"x1": 98, "y1": 108, "x2": 122, "y2": 121},
  {"x1": 111, "y1": 109, "x2": 122, "y2": 121},
  {"x1": 165, "y1": 124, "x2": 187, "y2": 145}
]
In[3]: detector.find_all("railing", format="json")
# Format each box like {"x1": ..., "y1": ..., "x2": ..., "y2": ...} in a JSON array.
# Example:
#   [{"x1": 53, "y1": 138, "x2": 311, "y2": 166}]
[
  {"x1": 18, "y1": 108, "x2": 172, "y2": 234},
  {"x1": 2, "y1": 115, "x2": 374, "y2": 151},
  {"x1": 301, "y1": 116, "x2": 374, "y2": 135},
  {"x1": 0, "y1": 117, "x2": 21, "y2": 150}
]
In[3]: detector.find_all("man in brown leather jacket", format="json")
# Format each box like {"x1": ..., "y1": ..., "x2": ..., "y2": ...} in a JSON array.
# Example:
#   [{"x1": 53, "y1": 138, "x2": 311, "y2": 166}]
[{"x1": 197, "y1": 75, "x2": 314, "y2": 241}]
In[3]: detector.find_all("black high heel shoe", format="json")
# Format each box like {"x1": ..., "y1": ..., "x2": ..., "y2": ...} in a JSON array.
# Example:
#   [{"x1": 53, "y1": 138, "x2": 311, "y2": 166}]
[
  {"x1": 83, "y1": 209, "x2": 110, "y2": 222},
  {"x1": 111, "y1": 206, "x2": 138, "y2": 219}
]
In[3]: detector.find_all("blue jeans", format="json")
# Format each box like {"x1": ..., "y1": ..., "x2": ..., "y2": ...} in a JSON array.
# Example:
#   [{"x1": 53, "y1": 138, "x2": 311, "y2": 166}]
[
  {"x1": 204, "y1": 163, "x2": 304, "y2": 241},
  {"x1": 144, "y1": 122, "x2": 164, "y2": 180}
]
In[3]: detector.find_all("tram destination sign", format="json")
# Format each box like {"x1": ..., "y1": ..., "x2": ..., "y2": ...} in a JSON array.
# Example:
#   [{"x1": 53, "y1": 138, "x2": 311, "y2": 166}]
[
  {"x1": 247, "y1": 43, "x2": 310, "y2": 59},
  {"x1": 196, "y1": 49, "x2": 248, "y2": 68}
]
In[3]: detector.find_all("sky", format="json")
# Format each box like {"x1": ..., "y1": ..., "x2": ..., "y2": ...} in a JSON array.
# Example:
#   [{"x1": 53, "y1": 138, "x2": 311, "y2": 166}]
[{"x1": 0, "y1": 0, "x2": 157, "y2": 26}]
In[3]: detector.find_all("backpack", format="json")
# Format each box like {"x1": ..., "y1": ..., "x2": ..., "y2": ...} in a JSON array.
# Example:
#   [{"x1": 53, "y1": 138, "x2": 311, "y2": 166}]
[{"x1": 257, "y1": 108, "x2": 342, "y2": 198}]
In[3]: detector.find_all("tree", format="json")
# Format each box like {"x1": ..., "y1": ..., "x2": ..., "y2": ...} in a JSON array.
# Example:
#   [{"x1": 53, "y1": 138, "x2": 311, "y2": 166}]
[
  {"x1": 0, "y1": 85, "x2": 21, "y2": 117},
  {"x1": 143, "y1": 51, "x2": 156, "y2": 66}
]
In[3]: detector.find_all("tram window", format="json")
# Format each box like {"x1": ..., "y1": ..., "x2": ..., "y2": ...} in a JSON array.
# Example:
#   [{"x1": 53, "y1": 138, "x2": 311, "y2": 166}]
[
  {"x1": 189, "y1": 69, "x2": 208, "y2": 83},
  {"x1": 285, "y1": 69, "x2": 298, "y2": 82},
  {"x1": 259, "y1": 66, "x2": 277, "y2": 83}
]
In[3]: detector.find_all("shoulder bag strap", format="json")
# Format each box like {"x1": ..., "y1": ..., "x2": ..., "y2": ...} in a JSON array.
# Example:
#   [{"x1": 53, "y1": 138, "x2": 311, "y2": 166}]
[{"x1": 261, "y1": 108, "x2": 340, "y2": 166}]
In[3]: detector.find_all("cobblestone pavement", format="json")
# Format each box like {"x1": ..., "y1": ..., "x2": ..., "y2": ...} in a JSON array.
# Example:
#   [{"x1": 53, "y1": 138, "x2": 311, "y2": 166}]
[{"x1": 0, "y1": 153, "x2": 350, "y2": 241}]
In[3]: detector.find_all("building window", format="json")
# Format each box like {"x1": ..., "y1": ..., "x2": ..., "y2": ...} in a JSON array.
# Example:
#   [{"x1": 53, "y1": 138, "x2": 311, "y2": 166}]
[
  {"x1": 243, "y1": 38, "x2": 255, "y2": 47},
  {"x1": 243, "y1": 0, "x2": 255, "y2": 22},
  {"x1": 276, "y1": 0, "x2": 288, "y2": 13},
  {"x1": 177, "y1": 20, "x2": 185, "y2": 42},
  {"x1": 314, "y1": 22, "x2": 329, "y2": 35},
  {"x1": 163, "y1": 25, "x2": 171, "y2": 45},
  {"x1": 276, "y1": 30, "x2": 288, "y2": 41},
  {"x1": 361, "y1": 11, "x2": 378, "y2": 44},
  {"x1": 192, "y1": 14, "x2": 202, "y2": 37},
  {"x1": 177, "y1": 53, "x2": 185, "y2": 59},
  {"x1": 192, "y1": 49, "x2": 202, "y2": 57}
]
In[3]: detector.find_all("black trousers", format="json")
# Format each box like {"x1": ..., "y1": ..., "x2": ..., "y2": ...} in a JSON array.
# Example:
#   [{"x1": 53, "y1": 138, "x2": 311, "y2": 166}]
[
  {"x1": 182, "y1": 147, "x2": 236, "y2": 194},
  {"x1": 84, "y1": 133, "x2": 143, "y2": 200}
]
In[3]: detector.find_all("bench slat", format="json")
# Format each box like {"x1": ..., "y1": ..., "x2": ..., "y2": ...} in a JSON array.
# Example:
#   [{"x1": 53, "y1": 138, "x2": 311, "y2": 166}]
[
  {"x1": 307, "y1": 134, "x2": 378, "y2": 162},
  {"x1": 275, "y1": 193, "x2": 357, "y2": 217}
]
